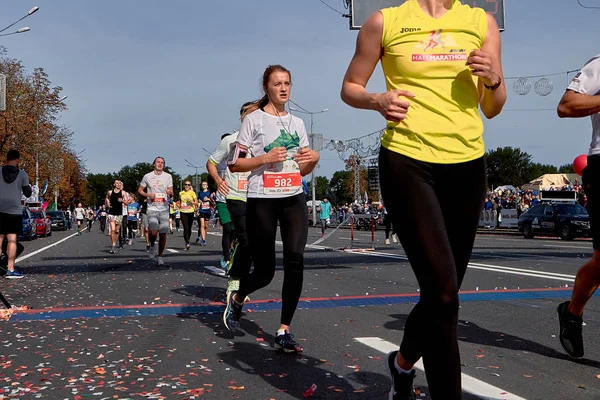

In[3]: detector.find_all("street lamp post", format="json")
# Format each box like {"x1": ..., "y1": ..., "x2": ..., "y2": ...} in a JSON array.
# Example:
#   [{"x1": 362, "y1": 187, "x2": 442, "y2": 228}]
[
  {"x1": 36, "y1": 95, "x2": 67, "y2": 202},
  {"x1": 0, "y1": 6, "x2": 39, "y2": 37},
  {"x1": 289, "y1": 106, "x2": 329, "y2": 226},
  {"x1": 184, "y1": 159, "x2": 202, "y2": 193}
]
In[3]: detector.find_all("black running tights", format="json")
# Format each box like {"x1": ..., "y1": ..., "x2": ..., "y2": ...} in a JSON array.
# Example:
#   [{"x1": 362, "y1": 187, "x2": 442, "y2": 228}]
[
  {"x1": 237, "y1": 193, "x2": 308, "y2": 326},
  {"x1": 379, "y1": 147, "x2": 486, "y2": 400},
  {"x1": 221, "y1": 222, "x2": 234, "y2": 261},
  {"x1": 227, "y1": 199, "x2": 252, "y2": 279},
  {"x1": 180, "y1": 212, "x2": 194, "y2": 245}
]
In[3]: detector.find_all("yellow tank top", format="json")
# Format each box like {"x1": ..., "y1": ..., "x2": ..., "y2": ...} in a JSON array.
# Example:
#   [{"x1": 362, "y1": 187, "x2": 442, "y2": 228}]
[{"x1": 380, "y1": 0, "x2": 488, "y2": 163}]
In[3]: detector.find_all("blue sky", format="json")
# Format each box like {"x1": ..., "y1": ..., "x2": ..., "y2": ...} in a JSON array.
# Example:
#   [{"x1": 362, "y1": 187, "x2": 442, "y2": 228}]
[{"x1": 2, "y1": 0, "x2": 599, "y2": 179}]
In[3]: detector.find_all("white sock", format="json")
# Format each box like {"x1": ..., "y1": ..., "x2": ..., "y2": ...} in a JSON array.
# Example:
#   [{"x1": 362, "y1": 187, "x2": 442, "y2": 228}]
[
  {"x1": 394, "y1": 356, "x2": 413, "y2": 375},
  {"x1": 277, "y1": 328, "x2": 287, "y2": 336}
]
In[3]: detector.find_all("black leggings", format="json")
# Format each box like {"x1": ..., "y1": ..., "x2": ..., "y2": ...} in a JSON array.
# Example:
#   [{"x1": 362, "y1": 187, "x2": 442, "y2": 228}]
[
  {"x1": 221, "y1": 222, "x2": 234, "y2": 261},
  {"x1": 227, "y1": 199, "x2": 252, "y2": 279},
  {"x1": 384, "y1": 214, "x2": 395, "y2": 239},
  {"x1": 237, "y1": 193, "x2": 308, "y2": 326},
  {"x1": 379, "y1": 147, "x2": 486, "y2": 400},
  {"x1": 180, "y1": 212, "x2": 194, "y2": 245}
]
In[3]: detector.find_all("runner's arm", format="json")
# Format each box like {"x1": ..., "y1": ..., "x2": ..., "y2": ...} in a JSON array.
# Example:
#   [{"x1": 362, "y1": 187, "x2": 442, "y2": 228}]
[
  {"x1": 207, "y1": 159, "x2": 229, "y2": 196},
  {"x1": 138, "y1": 184, "x2": 154, "y2": 199},
  {"x1": 558, "y1": 90, "x2": 600, "y2": 118}
]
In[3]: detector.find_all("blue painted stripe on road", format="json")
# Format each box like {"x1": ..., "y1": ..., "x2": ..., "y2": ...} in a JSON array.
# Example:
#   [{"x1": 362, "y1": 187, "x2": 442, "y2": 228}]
[{"x1": 9, "y1": 289, "x2": 588, "y2": 322}]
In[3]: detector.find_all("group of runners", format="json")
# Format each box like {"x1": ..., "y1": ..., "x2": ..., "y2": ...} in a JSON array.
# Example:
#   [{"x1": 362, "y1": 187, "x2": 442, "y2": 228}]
[{"x1": 4, "y1": 1, "x2": 600, "y2": 399}]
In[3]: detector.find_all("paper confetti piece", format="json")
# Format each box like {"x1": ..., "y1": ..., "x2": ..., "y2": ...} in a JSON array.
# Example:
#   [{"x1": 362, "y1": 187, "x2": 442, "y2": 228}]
[{"x1": 304, "y1": 383, "x2": 317, "y2": 397}]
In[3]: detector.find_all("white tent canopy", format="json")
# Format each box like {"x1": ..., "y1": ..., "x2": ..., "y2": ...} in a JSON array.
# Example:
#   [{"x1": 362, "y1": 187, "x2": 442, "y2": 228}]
[{"x1": 493, "y1": 185, "x2": 517, "y2": 193}]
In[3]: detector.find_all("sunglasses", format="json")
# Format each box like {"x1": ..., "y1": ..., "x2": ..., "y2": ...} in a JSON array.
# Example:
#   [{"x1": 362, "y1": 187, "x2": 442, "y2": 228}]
[{"x1": 184, "y1": 183, "x2": 192, "y2": 186}]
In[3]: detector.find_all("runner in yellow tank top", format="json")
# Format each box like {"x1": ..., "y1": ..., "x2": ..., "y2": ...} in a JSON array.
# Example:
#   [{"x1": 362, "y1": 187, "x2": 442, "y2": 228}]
[{"x1": 341, "y1": 1, "x2": 506, "y2": 399}]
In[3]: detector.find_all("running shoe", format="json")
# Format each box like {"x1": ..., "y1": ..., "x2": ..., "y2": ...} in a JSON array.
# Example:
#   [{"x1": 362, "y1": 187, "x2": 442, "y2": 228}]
[
  {"x1": 386, "y1": 238, "x2": 391, "y2": 245},
  {"x1": 392, "y1": 234, "x2": 398, "y2": 243},
  {"x1": 6, "y1": 269, "x2": 23, "y2": 279},
  {"x1": 201, "y1": 239, "x2": 206, "y2": 246},
  {"x1": 157, "y1": 257, "x2": 165, "y2": 266},
  {"x1": 195, "y1": 237, "x2": 200, "y2": 244},
  {"x1": 274, "y1": 330, "x2": 303, "y2": 353},
  {"x1": 146, "y1": 245, "x2": 150, "y2": 252},
  {"x1": 387, "y1": 351, "x2": 416, "y2": 400},
  {"x1": 557, "y1": 301, "x2": 584, "y2": 358},
  {"x1": 185, "y1": 243, "x2": 190, "y2": 251},
  {"x1": 226, "y1": 277, "x2": 240, "y2": 304},
  {"x1": 149, "y1": 245, "x2": 156, "y2": 261},
  {"x1": 223, "y1": 291, "x2": 243, "y2": 331},
  {"x1": 220, "y1": 257, "x2": 228, "y2": 269}
]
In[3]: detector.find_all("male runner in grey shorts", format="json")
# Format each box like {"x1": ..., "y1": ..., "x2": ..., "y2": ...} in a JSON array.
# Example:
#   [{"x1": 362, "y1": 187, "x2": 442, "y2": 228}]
[{"x1": 138, "y1": 157, "x2": 173, "y2": 266}]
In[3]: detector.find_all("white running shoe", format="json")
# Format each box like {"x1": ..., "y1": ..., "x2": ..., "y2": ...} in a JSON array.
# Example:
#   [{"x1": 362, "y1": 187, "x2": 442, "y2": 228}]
[
  {"x1": 157, "y1": 257, "x2": 165, "y2": 266},
  {"x1": 392, "y1": 234, "x2": 398, "y2": 243},
  {"x1": 385, "y1": 238, "x2": 391, "y2": 245},
  {"x1": 149, "y1": 245, "x2": 156, "y2": 261}
]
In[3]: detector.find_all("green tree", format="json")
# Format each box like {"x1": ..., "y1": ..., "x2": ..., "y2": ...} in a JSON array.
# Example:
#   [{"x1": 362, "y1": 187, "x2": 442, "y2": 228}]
[
  {"x1": 524, "y1": 163, "x2": 558, "y2": 184},
  {"x1": 558, "y1": 163, "x2": 575, "y2": 174},
  {"x1": 486, "y1": 147, "x2": 533, "y2": 188},
  {"x1": 307, "y1": 176, "x2": 330, "y2": 200},
  {"x1": 329, "y1": 170, "x2": 353, "y2": 205},
  {"x1": 86, "y1": 172, "x2": 115, "y2": 207}
]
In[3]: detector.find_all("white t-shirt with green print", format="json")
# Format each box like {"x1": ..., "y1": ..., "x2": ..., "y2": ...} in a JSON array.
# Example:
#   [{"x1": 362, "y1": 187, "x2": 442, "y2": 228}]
[{"x1": 236, "y1": 109, "x2": 309, "y2": 199}]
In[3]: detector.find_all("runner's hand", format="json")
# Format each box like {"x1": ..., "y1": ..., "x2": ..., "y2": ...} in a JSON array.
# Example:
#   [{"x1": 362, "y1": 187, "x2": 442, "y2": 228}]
[
  {"x1": 466, "y1": 49, "x2": 499, "y2": 86},
  {"x1": 293, "y1": 148, "x2": 320, "y2": 164},
  {"x1": 264, "y1": 147, "x2": 287, "y2": 164},
  {"x1": 217, "y1": 179, "x2": 229, "y2": 196},
  {"x1": 375, "y1": 89, "x2": 416, "y2": 122}
]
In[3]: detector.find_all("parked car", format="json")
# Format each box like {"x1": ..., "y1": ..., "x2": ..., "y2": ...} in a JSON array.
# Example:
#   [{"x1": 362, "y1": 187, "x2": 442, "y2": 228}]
[
  {"x1": 19, "y1": 208, "x2": 36, "y2": 241},
  {"x1": 46, "y1": 210, "x2": 68, "y2": 231},
  {"x1": 518, "y1": 203, "x2": 590, "y2": 240},
  {"x1": 29, "y1": 209, "x2": 52, "y2": 237}
]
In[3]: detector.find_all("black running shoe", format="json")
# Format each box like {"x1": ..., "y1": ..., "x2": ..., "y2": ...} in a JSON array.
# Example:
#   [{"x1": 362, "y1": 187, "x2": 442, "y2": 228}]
[
  {"x1": 387, "y1": 351, "x2": 416, "y2": 400},
  {"x1": 557, "y1": 301, "x2": 584, "y2": 358},
  {"x1": 274, "y1": 330, "x2": 303, "y2": 353},
  {"x1": 223, "y1": 291, "x2": 243, "y2": 331}
]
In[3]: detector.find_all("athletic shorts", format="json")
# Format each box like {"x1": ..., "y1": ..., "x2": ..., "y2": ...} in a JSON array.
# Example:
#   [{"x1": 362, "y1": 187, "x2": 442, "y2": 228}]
[
  {"x1": 199, "y1": 212, "x2": 211, "y2": 221},
  {"x1": 169, "y1": 213, "x2": 176, "y2": 220},
  {"x1": 0, "y1": 212, "x2": 22, "y2": 235},
  {"x1": 583, "y1": 155, "x2": 600, "y2": 250},
  {"x1": 148, "y1": 210, "x2": 169, "y2": 234},
  {"x1": 77, "y1": 218, "x2": 84, "y2": 225},
  {"x1": 108, "y1": 215, "x2": 123, "y2": 225},
  {"x1": 127, "y1": 220, "x2": 138, "y2": 230},
  {"x1": 140, "y1": 214, "x2": 149, "y2": 229}
]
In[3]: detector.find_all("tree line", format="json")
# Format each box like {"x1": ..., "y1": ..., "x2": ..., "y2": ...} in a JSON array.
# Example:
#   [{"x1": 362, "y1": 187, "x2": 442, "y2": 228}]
[
  {"x1": 86, "y1": 147, "x2": 576, "y2": 208},
  {"x1": 0, "y1": 46, "x2": 85, "y2": 209}
]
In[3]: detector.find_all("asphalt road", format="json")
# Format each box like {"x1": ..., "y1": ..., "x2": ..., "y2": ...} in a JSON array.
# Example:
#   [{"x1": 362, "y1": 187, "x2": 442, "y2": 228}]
[{"x1": 0, "y1": 223, "x2": 598, "y2": 399}]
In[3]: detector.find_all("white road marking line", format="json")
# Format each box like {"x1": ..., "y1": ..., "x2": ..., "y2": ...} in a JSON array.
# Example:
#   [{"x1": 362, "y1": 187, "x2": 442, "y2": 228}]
[
  {"x1": 15, "y1": 231, "x2": 81, "y2": 264},
  {"x1": 204, "y1": 265, "x2": 226, "y2": 277},
  {"x1": 543, "y1": 244, "x2": 591, "y2": 250},
  {"x1": 165, "y1": 248, "x2": 179, "y2": 253},
  {"x1": 340, "y1": 249, "x2": 576, "y2": 282},
  {"x1": 355, "y1": 337, "x2": 527, "y2": 400}
]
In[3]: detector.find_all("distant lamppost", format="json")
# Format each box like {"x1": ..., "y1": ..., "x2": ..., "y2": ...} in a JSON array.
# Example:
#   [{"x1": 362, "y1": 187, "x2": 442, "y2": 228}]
[
  {"x1": 184, "y1": 159, "x2": 204, "y2": 193},
  {"x1": 289, "y1": 106, "x2": 329, "y2": 225},
  {"x1": 36, "y1": 94, "x2": 67, "y2": 201}
]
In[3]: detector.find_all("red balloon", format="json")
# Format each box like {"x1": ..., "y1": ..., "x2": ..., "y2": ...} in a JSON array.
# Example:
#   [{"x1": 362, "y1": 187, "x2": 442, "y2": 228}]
[{"x1": 573, "y1": 154, "x2": 588, "y2": 176}]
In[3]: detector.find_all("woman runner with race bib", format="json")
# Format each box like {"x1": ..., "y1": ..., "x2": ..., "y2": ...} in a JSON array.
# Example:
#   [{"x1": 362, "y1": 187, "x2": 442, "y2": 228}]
[{"x1": 223, "y1": 65, "x2": 320, "y2": 353}]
